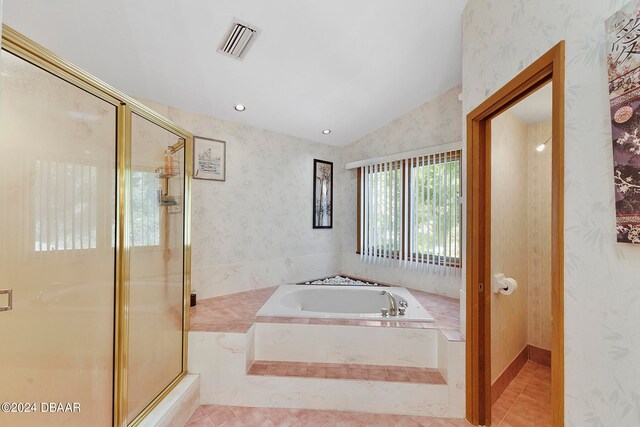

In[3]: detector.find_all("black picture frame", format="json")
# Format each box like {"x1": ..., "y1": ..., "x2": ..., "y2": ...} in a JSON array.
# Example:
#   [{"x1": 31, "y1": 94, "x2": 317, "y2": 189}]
[{"x1": 313, "y1": 159, "x2": 333, "y2": 229}]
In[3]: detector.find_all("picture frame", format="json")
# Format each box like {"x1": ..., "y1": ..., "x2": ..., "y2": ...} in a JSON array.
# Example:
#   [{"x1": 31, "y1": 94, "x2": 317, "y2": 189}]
[
  {"x1": 313, "y1": 159, "x2": 333, "y2": 229},
  {"x1": 193, "y1": 136, "x2": 226, "y2": 181}
]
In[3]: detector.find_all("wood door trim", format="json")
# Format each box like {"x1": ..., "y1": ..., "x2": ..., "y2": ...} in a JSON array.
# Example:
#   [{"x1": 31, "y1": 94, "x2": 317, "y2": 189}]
[{"x1": 465, "y1": 41, "x2": 565, "y2": 426}]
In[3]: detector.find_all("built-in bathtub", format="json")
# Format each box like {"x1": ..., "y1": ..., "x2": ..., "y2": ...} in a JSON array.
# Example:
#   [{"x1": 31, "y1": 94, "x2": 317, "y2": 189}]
[
  {"x1": 255, "y1": 284, "x2": 434, "y2": 322},
  {"x1": 189, "y1": 285, "x2": 465, "y2": 418}
]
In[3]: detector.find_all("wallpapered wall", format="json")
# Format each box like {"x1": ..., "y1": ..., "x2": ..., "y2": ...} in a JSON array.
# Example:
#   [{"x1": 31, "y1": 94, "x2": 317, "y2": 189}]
[
  {"x1": 140, "y1": 100, "x2": 342, "y2": 300},
  {"x1": 489, "y1": 112, "x2": 553, "y2": 383},
  {"x1": 337, "y1": 85, "x2": 463, "y2": 298},
  {"x1": 463, "y1": 0, "x2": 640, "y2": 424},
  {"x1": 527, "y1": 121, "x2": 552, "y2": 352},
  {"x1": 490, "y1": 111, "x2": 529, "y2": 383},
  {"x1": 142, "y1": 86, "x2": 464, "y2": 300}
]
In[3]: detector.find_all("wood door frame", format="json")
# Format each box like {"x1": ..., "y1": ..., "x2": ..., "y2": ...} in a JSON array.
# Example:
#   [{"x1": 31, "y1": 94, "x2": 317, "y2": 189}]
[{"x1": 465, "y1": 41, "x2": 565, "y2": 426}]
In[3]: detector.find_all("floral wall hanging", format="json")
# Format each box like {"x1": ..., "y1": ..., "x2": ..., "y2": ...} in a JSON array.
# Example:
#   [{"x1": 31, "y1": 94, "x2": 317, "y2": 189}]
[{"x1": 607, "y1": 2, "x2": 640, "y2": 243}]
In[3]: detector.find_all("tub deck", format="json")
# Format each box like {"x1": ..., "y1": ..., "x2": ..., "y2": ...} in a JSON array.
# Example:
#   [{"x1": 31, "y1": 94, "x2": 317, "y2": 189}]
[
  {"x1": 190, "y1": 286, "x2": 462, "y2": 341},
  {"x1": 189, "y1": 286, "x2": 466, "y2": 418}
]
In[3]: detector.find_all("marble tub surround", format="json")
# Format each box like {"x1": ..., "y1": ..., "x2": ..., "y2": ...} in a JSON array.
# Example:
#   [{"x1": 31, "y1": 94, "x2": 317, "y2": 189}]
[
  {"x1": 188, "y1": 283, "x2": 465, "y2": 417},
  {"x1": 189, "y1": 285, "x2": 461, "y2": 337},
  {"x1": 189, "y1": 327, "x2": 464, "y2": 417},
  {"x1": 253, "y1": 323, "x2": 443, "y2": 368}
]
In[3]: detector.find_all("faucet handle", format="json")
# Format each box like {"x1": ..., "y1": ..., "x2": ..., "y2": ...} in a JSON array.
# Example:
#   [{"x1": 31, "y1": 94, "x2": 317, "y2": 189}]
[
  {"x1": 398, "y1": 300, "x2": 408, "y2": 309},
  {"x1": 380, "y1": 307, "x2": 389, "y2": 316}
]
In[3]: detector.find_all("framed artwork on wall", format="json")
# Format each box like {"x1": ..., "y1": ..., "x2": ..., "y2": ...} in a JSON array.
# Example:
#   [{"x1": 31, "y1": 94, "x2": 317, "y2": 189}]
[
  {"x1": 313, "y1": 159, "x2": 333, "y2": 229},
  {"x1": 607, "y1": 2, "x2": 640, "y2": 243},
  {"x1": 193, "y1": 136, "x2": 226, "y2": 181}
]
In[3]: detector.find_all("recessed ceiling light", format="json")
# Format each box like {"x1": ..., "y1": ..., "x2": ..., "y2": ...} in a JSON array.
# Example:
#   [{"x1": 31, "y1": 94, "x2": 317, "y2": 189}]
[
  {"x1": 234, "y1": 104, "x2": 246, "y2": 112},
  {"x1": 322, "y1": 129, "x2": 331, "y2": 135}
]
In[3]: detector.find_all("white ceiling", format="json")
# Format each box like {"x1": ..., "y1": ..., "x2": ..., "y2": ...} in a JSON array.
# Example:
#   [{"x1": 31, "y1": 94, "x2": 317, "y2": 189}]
[
  {"x1": 508, "y1": 83, "x2": 553, "y2": 125},
  {"x1": 3, "y1": 0, "x2": 467, "y2": 146}
]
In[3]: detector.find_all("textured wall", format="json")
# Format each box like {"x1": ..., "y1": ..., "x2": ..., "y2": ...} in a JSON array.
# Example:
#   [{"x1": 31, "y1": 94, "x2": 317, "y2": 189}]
[
  {"x1": 337, "y1": 85, "x2": 464, "y2": 297},
  {"x1": 490, "y1": 112, "x2": 529, "y2": 383},
  {"x1": 141, "y1": 84, "x2": 464, "y2": 300},
  {"x1": 527, "y1": 121, "x2": 552, "y2": 351},
  {"x1": 490, "y1": 114, "x2": 553, "y2": 381},
  {"x1": 463, "y1": 1, "x2": 640, "y2": 424},
  {"x1": 140, "y1": 100, "x2": 342, "y2": 300}
]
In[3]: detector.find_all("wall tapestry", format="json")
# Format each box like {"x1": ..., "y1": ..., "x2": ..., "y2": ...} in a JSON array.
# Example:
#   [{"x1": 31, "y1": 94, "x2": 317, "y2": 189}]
[
  {"x1": 313, "y1": 159, "x2": 333, "y2": 229},
  {"x1": 607, "y1": 2, "x2": 640, "y2": 243}
]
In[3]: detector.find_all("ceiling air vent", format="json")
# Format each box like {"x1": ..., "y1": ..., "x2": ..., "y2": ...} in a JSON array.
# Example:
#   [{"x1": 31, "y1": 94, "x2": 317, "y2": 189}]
[{"x1": 218, "y1": 20, "x2": 260, "y2": 60}]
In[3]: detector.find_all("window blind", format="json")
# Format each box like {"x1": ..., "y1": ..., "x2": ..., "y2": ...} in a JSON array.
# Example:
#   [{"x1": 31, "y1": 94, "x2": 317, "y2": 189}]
[
  {"x1": 358, "y1": 149, "x2": 461, "y2": 275},
  {"x1": 34, "y1": 160, "x2": 98, "y2": 252}
]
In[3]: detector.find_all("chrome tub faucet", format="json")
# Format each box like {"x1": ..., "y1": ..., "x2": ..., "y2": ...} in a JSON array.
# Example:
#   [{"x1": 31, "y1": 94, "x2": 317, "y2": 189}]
[{"x1": 380, "y1": 290, "x2": 398, "y2": 316}]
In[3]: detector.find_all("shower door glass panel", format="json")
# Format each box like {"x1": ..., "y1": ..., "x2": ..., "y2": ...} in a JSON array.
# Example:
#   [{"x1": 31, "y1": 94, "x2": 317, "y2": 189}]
[
  {"x1": 127, "y1": 113, "x2": 184, "y2": 421},
  {"x1": 0, "y1": 50, "x2": 116, "y2": 426}
]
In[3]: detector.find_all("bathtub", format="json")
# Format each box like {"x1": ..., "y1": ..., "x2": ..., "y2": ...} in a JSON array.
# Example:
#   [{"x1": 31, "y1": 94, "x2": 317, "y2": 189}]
[{"x1": 256, "y1": 284, "x2": 434, "y2": 322}]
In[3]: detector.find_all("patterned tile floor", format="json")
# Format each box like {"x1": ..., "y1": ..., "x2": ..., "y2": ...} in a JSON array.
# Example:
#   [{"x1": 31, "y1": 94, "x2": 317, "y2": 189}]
[
  {"x1": 246, "y1": 360, "x2": 446, "y2": 384},
  {"x1": 190, "y1": 285, "x2": 461, "y2": 340},
  {"x1": 184, "y1": 361, "x2": 551, "y2": 426}
]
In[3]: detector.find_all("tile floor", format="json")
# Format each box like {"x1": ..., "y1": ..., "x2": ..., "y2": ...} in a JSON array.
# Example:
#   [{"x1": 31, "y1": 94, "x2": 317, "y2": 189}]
[
  {"x1": 183, "y1": 360, "x2": 551, "y2": 426},
  {"x1": 491, "y1": 361, "x2": 551, "y2": 426},
  {"x1": 184, "y1": 405, "x2": 471, "y2": 426},
  {"x1": 246, "y1": 360, "x2": 446, "y2": 384},
  {"x1": 190, "y1": 285, "x2": 461, "y2": 339}
]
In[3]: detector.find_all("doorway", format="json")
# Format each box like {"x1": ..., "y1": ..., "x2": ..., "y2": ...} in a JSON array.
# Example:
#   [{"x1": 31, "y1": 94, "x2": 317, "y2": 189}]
[{"x1": 465, "y1": 42, "x2": 565, "y2": 426}]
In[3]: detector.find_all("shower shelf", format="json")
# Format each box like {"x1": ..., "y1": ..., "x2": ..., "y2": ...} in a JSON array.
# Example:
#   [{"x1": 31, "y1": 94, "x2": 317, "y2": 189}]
[
  {"x1": 156, "y1": 159, "x2": 183, "y2": 214},
  {"x1": 155, "y1": 166, "x2": 179, "y2": 179},
  {"x1": 159, "y1": 194, "x2": 181, "y2": 207}
]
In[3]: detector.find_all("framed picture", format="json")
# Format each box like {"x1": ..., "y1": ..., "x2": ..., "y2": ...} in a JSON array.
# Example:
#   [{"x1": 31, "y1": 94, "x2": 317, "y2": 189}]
[
  {"x1": 193, "y1": 136, "x2": 226, "y2": 181},
  {"x1": 607, "y1": 2, "x2": 640, "y2": 243},
  {"x1": 313, "y1": 159, "x2": 333, "y2": 229}
]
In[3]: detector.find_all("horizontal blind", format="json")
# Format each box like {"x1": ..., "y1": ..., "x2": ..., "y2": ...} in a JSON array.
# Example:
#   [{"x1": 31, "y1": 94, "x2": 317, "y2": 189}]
[{"x1": 359, "y1": 149, "x2": 461, "y2": 275}]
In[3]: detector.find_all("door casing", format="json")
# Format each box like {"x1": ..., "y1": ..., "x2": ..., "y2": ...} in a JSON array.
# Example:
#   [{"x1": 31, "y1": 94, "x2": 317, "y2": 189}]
[{"x1": 465, "y1": 41, "x2": 565, "y2": 426}]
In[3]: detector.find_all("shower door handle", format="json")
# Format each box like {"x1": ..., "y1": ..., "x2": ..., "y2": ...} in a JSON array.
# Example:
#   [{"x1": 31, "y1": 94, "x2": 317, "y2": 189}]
[{"x1": 0, "y1": 289, "x2": 12, "y2": 312}]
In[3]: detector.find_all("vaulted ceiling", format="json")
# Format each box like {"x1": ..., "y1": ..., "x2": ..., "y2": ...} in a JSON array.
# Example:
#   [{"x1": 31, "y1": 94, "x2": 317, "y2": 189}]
[{"x1": 3, "y1": 0, "x2": 467, "y2": 146}]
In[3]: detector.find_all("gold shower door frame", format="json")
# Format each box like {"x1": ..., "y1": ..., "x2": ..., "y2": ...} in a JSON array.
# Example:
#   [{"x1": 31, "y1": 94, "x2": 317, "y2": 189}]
[{"x1": 1, "y1": 25, "x2": 193, "y2": 427}]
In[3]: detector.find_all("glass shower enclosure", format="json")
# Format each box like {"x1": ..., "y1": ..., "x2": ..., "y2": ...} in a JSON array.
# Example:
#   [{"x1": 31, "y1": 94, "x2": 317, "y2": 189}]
[{"x1": 0, "y1": 25, "x2": 192, "y2": 427}]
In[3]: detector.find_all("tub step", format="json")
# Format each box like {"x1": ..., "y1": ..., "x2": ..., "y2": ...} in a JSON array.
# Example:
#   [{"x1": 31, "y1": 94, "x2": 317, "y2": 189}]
[{"x1": 246, "y1": 360, "x2": 446, "y2": 384}]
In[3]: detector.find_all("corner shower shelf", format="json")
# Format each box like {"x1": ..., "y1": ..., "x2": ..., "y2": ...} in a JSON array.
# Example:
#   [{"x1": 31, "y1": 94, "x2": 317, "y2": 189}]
[
  {"x1": 156, "y1": 159, "x2": 183, "y2": 214},
  {"x1": 155, "y1": 166, "x2": 179, "y2": 179},
  {"x1": 159, "y1": 194, "x2": 181, "y2": 207}
]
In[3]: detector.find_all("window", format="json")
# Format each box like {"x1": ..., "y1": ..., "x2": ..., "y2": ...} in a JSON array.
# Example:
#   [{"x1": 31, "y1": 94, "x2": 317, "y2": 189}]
[
  {"x1": 357, "y1": 149, "x2": 462, "y2": 272},
  {"x1": 34, "y1": 160, "x2": 98, "y2": 251},
  {"x1": 34, "y1": 161, "x2": 163, "y2": 253},
  {"x1": 130, "y1": 169, "x2": 161, "y2": 247}
]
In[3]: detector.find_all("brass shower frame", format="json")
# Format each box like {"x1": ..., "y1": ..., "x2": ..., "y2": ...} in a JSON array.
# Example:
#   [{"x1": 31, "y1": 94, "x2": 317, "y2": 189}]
[{"x1": 1, "y1": 24, "x2": 193, "y2": 427}]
